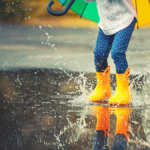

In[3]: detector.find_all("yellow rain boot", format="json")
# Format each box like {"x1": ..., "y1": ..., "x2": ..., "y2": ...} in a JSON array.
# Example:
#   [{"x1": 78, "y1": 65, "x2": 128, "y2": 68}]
[
  {"x1": 92, "y1": 105, "x2": 110, "y2": 135},
  {"x1": 108, "y1": 68, "x2": 131, "y2": 105},
  {"x1": 89, "y1": 66, "x2": 111, "y2": 102},
  {"x1": 114, "y1": 107, "x2": 131, "y2": 139},
  {"x1": 92, "y1": 106, "x2": 110, "y2": 149}
]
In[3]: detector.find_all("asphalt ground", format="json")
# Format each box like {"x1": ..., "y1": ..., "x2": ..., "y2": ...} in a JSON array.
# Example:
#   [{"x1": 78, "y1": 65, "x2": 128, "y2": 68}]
[{"x1": 0, "y1": 69, "x2": 150, "y2": 150}]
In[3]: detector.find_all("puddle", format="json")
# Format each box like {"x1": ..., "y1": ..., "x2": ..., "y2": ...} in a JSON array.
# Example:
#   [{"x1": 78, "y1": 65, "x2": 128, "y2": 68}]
[{"x1": 0, "y1": 69, "x2": 150, "y2": 150}]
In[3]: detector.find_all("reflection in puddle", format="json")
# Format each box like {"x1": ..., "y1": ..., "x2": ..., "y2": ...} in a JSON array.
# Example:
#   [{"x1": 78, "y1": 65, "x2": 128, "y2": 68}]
[
  {"x1": 0, "y1": 69, "x2": 150, "y2": 149},
  {"x1": 92, "y1": 106, "x2": 131, "y2": 150}
]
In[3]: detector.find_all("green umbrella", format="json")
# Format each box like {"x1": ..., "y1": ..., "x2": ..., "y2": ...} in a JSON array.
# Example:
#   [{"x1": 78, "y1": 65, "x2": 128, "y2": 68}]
[{"x1": 47, "y1": 0, "x2": 100, "y2": 23}]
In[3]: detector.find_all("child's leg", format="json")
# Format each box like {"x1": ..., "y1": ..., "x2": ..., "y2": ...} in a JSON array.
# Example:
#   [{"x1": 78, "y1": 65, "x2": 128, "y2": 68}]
[
  {"x1": 111, "y1": 134, "x2": 127, "y2": 150},
  {"x1": 108, "y1": 18, "x2": 137, "y2": 105},
  {"x1": 93, "y1": 106, "x2": 110, "y2": 150},
  {"x1": 111, "y1": 107, "x2": 131, "y2": 150},
  {"x1": 94, "y1": 130, "x2": 109, "y2": 150},
  {"x1": 111, "y1": 18, "x2": 137, "y2": 74},
  {"x1": 94, "y1": 29, "x2": 114, "y2": 72},
  {"x1": 90, "y1": 29, "x2": 113, "y2": 101}
]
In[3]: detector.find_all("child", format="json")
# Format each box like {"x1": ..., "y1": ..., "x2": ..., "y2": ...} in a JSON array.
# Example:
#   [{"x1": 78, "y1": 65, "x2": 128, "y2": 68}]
[{"x1": 85, "y1": 0, "x2": 137, "y2": 105}]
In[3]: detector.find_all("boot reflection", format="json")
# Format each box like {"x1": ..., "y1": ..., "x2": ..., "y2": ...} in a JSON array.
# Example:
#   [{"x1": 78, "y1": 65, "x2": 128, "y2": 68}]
[
  {"x1": 92, "y1": 105, "x2": 131, "y2": 150},
  {"x1": 92, "y1": 105, "x2": 110, "y2": 150},
  {"x1": 111, "y1": 107, "x2": 131, "y2": 150}
]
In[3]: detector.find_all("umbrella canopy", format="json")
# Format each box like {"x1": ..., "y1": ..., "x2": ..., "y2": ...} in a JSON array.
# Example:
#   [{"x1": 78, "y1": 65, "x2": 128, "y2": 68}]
[
  {"x1": 47, "y1": 0, "x2": 150, "y2": 28},
  {"x1": 132, "y1": 0, "x2": 150, "y2": 28},
  {"x1": 59, "y1": 0, "x2": 100, "y2": 23},
  {"x1": 47, "y1": 0, "x2": 100, "y2": 23}
]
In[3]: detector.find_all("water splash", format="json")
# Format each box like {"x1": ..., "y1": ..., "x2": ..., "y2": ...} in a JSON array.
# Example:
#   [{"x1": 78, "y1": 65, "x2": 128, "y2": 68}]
[
  {"x1": 130, "y1": 66, "x2": 150, "y2": 106},
  {"x1": 54, "y1": 116, "x2": 92, "y2": 149}
]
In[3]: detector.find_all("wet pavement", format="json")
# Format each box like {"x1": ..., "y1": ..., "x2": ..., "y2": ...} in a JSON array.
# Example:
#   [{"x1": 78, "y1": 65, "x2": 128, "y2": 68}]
[
  {"x1": 0, "y1": 24, "x2": 150, "y2": 149},
  {"x1": 0, "y1": 69, "x2": 150, "y2": 150}
]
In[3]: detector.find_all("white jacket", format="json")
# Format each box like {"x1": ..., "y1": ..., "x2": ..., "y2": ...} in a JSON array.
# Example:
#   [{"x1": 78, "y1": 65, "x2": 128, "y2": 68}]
[{"x1": 85, "y1": 0, "x2": 137, "y2": 35}]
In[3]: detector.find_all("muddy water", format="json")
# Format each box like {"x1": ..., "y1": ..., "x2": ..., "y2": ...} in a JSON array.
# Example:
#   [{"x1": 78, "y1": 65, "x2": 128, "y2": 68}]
[{"x1": 0, "y1": 69, "x2": 150, "y2": 150}]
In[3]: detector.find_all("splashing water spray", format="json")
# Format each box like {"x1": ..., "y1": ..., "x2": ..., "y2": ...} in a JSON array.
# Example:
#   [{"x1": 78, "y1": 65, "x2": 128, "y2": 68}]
[
  {"x1": 129, "y1": 66, "x2": 150, "y2": 105},
  {"x1": 54, "y1": 116, "x2": 90, "y2": 149}
]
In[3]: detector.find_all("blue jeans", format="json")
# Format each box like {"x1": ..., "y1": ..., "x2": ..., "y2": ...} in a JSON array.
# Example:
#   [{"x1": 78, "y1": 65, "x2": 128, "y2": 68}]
[
  {"x1": 94, "y1": 18, "x2": 137, "y2": 74},
  {"x1": 94, "y1": 131, "x2": 127, "y2": 150}
]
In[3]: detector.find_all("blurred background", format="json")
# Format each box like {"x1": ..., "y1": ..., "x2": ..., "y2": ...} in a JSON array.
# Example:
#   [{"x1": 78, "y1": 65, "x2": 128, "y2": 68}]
[{"x1": 0, "y1": 0, "x2": 97, "y2": 27}]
